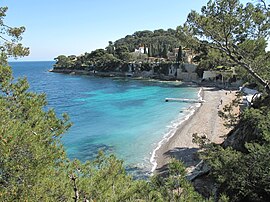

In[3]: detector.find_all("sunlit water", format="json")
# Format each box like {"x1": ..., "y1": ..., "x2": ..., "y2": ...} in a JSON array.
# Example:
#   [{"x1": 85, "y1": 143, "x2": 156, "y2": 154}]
[{"x1": 11, "y1": 61, "x2": 199, "y2": 176}]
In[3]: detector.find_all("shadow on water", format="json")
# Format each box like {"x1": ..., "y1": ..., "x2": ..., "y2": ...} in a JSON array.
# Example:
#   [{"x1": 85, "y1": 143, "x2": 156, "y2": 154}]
[
  {"x1": 125, "y1": 166, "x2": 151, "y2": 180},
  {"x1": 68, "y1": 143, "x2": 151, "y2": 179},
  {"x1": 111, "y1": 99, "x2": 146, "y2": 109},
  {"x1": 69, "y1": 143, "x2": 115, "y2": 161}
]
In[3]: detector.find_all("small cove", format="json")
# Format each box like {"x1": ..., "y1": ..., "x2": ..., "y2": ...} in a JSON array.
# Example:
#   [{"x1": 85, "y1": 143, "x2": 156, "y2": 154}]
[{"x1": 11, "y1": 61, "x2": 199, "y2": 176}]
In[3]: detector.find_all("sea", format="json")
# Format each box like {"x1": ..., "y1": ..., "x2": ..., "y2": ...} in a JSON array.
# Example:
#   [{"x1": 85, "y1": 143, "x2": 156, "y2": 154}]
[{"x1": 10, "y1": 61, "x2": 200, "y2": 176}]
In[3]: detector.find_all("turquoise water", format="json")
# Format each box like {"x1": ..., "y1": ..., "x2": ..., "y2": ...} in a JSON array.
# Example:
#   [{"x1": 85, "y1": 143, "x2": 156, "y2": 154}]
[{"x1": 11, "y1": 61, "x2": 199, "y2": 175}]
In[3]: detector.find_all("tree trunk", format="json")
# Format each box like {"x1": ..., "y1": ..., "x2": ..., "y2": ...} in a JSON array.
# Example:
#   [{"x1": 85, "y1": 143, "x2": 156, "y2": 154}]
[{"x1": 231, "y1": 56, "x2": 270, "y2": 95}]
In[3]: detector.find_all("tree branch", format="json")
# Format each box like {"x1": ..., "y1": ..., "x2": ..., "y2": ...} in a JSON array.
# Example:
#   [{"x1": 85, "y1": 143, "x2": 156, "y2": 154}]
[
  {"x1": 259, "y1": 0, "x2": 267, "y2": 9},
  {"x1": 69, "y1": 174, "x2": 79, "y2": 202},
  {"x1": 228, "y1": 53, "x2": 270, "y2": 94},
  {"x1": 0, "y1": 35, "x2": 10, "y2": 43}
]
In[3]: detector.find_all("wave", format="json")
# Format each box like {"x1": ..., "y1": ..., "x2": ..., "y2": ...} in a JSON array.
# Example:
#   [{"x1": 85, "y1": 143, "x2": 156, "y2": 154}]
[{"x1": 150, "y1": 87, "x2": 203, "y2": 173}]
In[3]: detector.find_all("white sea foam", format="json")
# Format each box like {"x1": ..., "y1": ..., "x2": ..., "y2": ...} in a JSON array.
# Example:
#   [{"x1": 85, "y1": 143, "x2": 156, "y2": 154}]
[{"x1": 150, "y1": 87, "x2": 203, "y2": 173}]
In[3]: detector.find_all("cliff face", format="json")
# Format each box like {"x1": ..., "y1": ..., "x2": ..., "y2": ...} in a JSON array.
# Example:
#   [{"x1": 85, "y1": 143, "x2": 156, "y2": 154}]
[
  {"x1": 193, "y1": 95, "x2": 270, "y2": 199},
  {"x1": 222, "y1": 120, "x2": 259, "y2": 152},
  {"x1": 223, "y1": 95, "x2": 270, "y2": 152},
  {"x1": 52, "y1": 62, "x2": 199, "y2": 81}
]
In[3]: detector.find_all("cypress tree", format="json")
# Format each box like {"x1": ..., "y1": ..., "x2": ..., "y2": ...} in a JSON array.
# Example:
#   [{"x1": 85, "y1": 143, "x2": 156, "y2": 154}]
[
  {"x1": 162, "y1": 44, "x2": 168, "y2": 58},
  {"x1": 144, "y1": 44, "x2": 147, "y2": 54},
  {"x1": 177, "y1": 45, "x2": 183, "y2": 63},
  {"x1": 148, "y1": 44, "x2": 152, "y2": 57}
]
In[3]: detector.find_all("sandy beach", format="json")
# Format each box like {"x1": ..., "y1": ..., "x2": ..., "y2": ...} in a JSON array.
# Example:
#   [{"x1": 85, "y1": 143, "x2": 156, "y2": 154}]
[{"x1": 155, "y1": 86, "x2": 237, "y2": 172}]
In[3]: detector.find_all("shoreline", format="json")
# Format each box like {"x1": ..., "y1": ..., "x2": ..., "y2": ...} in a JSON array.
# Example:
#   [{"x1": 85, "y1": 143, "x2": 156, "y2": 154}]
[
  {"x1": 50, "y1": 68, "x2": 198, "y2": 83},
  {"x1": 150, "y1": 88, "x2": 203, "y2": 173},
  {"x1": 154, "y1": 86, "x2": 237, "y2": 173},
  {"x1": 50, "y1": 68, "x2": 237, "y2": 174}
]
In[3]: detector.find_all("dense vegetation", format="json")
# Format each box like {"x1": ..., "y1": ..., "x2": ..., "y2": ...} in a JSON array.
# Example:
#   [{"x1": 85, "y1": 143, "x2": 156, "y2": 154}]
[
  {"x1": 0, "y1": 5, "x2": 207, "y2": 202},
  {"x1": 198, "y1": 95, "x2": 270, "y2": 202},
  {"x1": 1, "y1": 0, "x2": 270, "y2": 201},
  {"x1": 53, "y1": 29, "x2": 186, "y2": 72},
  {"x1": 0, "y1": 66, "x2": 207, "y2": 201},
  {"x1": 182, "y1": 0, "x2": 270, "y2": 93},
  {"x1": 110, "y1": 29, "x2": 180, "y2": 57},
  {"x1": 186, "y1": 0, "x2": 270, "y2": 201}
]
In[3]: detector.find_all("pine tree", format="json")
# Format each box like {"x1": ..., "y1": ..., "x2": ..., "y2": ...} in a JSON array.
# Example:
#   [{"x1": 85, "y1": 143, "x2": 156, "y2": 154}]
[
  {"x1": 185, "y1": 0, "x2": 270, "y2": 94},
  {"x1": 0, "y1": 4, "x2": 215, "y2": 201},
  {"x1": 0, "y1": 5, "x2": 73, "y2": 201}
]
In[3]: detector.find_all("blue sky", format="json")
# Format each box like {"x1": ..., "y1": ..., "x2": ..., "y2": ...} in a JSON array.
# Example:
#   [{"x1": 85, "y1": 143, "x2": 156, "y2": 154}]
[{"x1": 1, "y1": 0, "x2": 258, "y2": 61}]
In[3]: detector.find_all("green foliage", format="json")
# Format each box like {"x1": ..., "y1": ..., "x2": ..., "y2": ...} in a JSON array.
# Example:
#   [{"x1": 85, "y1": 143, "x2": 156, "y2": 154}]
[
  {"x1": 113, "y1": 29, "x2": 180, "y2": 57},
  {"x1": 0, "y1": 68, "x2": 208, "y2": 201},
  {"x1": 0, "y1": 7, "x2": 29, "y2": 59},
  {"x1": 185, "y1": 0, "x2": 270, "y2": 94},
  {"x1": 149, "y1": 159, "x2": 210, "y2": 202},
  {"x1": 202, "y1": 143, "x2": 270, "y2": 202},
  {"x1": 177, "y1": 46, "x2": 183, "y2": 63},
  {"x1": 54, "y1": 28, "x2": 184, "y2": 71},
  {"x1": 0, "y1": 5, "x2": 214, "y2": 201},
  {"x1": 54, "y1": 55, "x2": 74, "y2": 68},
  {"x1": 7, "y1": 1, "x2": 270, "y2": 201},
  {"x1": 194, "y1": 44, "x2": 232, "y2": 70},
  {"x1": 201, "y1": 98, "x2": 270, "y2": 201},
  {"x1": 161, "y1": 44, "x2": 168, "y2": 58},
  {"x1": 85, "y1": 49, "x2": 121, "y2": 71},
  {"x1": 241, "y1": 106, "x2": 270, "y2": 144},
  {"x1": 0, "y1": 10, "x2": 73, "y2": 201},
  {"x1": 218, "y1": 95, "x2": 241, "y2": 128},
  {"x1": 176, "y1": 25, "x2": 199, "y2": 51},
  {"x1": 105, "y1": 41, "x2": 115, "y2": 54},
  {"x1": 0, "y1": 64, "x2": 210, "y2": 201},
  {"x1": 54, "y1": 49, "x2": 122, "y2": 71},
  {"x1": 64, "y1": 153, "x2": 209, "y2": 201},
  {"x1": 0, "y1": 64, "x2": 73, "y2": 201},
  {"x1": 67, "y1": 152, "x2": 151, "y2": 201},
  {"x1": 114, "y1": 45, "x2": 131, "y2": 61}
]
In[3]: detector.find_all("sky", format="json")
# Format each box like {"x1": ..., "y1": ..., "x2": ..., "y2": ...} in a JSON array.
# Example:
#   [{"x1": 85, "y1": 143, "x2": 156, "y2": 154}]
[{"x1": 0, "y1": 0, "x2": 261, "y2": 61}]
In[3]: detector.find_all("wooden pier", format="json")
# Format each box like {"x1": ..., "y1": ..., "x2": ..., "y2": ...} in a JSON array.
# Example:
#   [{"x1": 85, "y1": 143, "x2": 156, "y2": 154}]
[{"x1": 165, "y1": 98, "x2": 205, "y2": 103}]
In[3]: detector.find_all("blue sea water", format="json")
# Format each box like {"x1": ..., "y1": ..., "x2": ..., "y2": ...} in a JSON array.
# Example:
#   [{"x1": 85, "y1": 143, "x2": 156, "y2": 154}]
[{"x1": 10, "y1": 61, "x2": 199, "y2": 175}]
